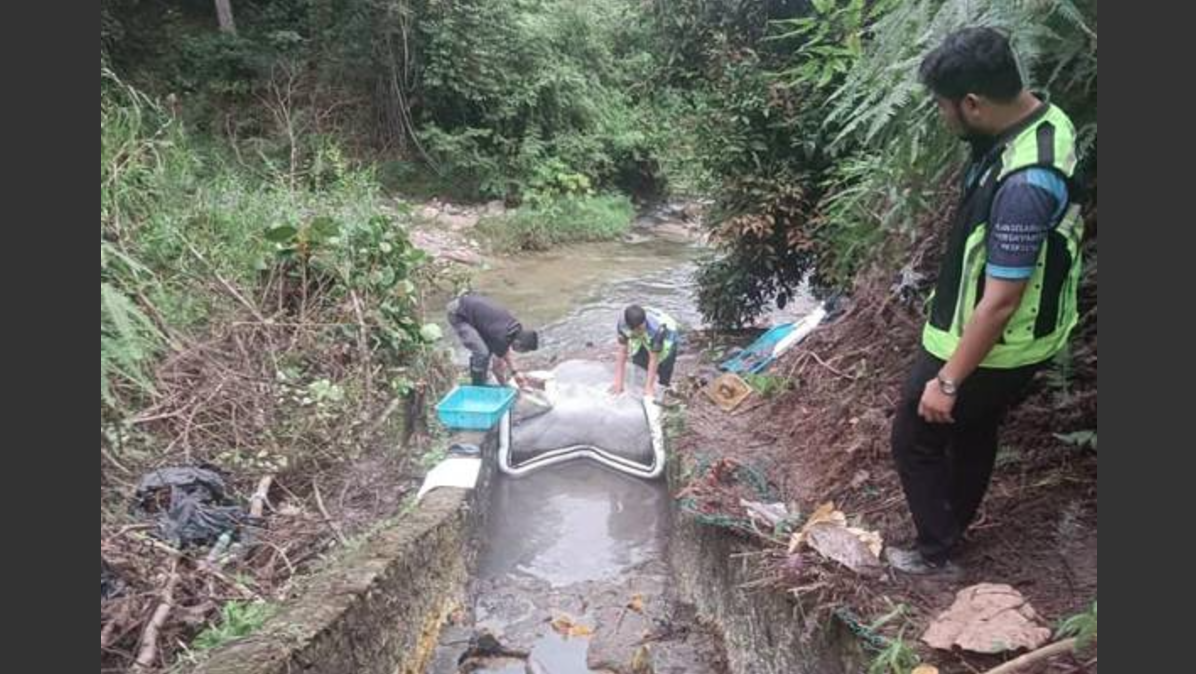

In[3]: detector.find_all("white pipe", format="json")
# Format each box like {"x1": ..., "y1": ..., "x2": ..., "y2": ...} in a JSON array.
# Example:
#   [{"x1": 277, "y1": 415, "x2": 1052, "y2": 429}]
[{"x1": 772, "y1": 304, "x2": 827, "y2": 357}]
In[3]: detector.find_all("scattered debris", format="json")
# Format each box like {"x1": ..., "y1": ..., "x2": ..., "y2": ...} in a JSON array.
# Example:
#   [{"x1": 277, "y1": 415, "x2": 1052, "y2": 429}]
[
  {"x1": 849, "y1": 470, "x2": 871, "y2": 489},
  {"x1": 676, "y1": 457, "x2": 778, "y2": 535},
  {"x1": 458, "y1": 631, "x2": 529, "y2": 664},
  {"x1": 101, "y1": 557, "x2": 124, "y2": 600},
  {"x1": 630, "y1": 643, "x2": 654, "y2": 674},
  {"x1": 739, "y1": 499, "x2": 791, "y2": 531},
  {"x1": 551, "y1": 614, "x2": 595, "y2": 638},
  {"x1": 891, "y1": 264, "x2": 928, "y2": 305},
  {"x1": 448, "y1": 442, "x2": 482, "y2": 457},
  {"x1": 705, "y1": 372, "x2": 752, "y2": 412},
  {"x1": 134, "y1": 466, "x2": 258, "y2": 549},
  {"x1": 719, "y1": 305, "x2": 828, "y2": 375}
]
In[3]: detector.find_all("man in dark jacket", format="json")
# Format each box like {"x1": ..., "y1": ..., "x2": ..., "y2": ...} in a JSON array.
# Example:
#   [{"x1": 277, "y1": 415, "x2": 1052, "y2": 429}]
[{"x1": 447, "y1": 293, "x2": 539, "y2": 386}]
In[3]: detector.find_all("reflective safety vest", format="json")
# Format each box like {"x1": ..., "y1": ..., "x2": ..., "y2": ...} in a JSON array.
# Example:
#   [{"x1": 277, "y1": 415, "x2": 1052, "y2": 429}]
[{"x1": 923, "y1": 103, "x2": 1085, "y2": 368}]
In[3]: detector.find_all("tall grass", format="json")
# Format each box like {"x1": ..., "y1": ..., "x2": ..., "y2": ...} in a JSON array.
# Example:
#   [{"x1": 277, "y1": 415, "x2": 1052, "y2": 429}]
[
  {"x1": 99, "y1": 70, "x2": 404, "y2": 413},
  {"x1": 478, "y1": 193, "x2": 635, "y2": 252}
]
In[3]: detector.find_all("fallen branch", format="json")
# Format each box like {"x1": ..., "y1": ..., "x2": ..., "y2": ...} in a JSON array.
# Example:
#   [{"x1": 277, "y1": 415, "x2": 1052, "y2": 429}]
[
  {"x1": 250, "y1": 475, "x2": 275, "y2": 519},
  {"x1": 982, "y1": 638, "x2": 1078, "y2": 674},
  {"x1": 364, "y1": 396, "x2": 402, "y2": 441},
  {"x1": 732, "y1": 398, "x2": 770, "y2": 417},
  {"x1": 130, "y1": 533, "x2": 260, "y2": 599},
  {"x1": 313, "y1": 479, "x2": 349, "y2": 545},
  {"x1": 810, "y1": 352, "x2": 857, "y2": 380},
  {"x1": 101, "y1": 598, "x2": 137, "y2": 650},
  {"x1": 132, "y1": 554, "x2": 181, "y2": 671},
  {"x1": 183, "y1": 239, "x2": 267, "y2": 323},
  {"x1": 101, "y1": 444, "x2": 134, "y2": 475},
  {"x1": 350, "y1": 290, "x2": 373, "y2": 403}
]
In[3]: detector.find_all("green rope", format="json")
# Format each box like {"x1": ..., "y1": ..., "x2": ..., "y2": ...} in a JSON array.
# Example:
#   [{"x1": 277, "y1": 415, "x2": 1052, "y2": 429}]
[{"x1": 833, "y1": 607, "x2": 893, "y2": 653}]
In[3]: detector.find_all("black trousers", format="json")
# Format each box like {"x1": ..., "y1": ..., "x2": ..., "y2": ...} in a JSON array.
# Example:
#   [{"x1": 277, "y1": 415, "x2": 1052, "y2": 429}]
[
  {"x1": 447, "y1": 299, "x2": 492, "y2": 385},
  {"x1": 891, "y1": 349, "x2": 1041, "y2": 563},
  {"x1": 631, "y1": 346, "x2": 678, "y2": 387}
]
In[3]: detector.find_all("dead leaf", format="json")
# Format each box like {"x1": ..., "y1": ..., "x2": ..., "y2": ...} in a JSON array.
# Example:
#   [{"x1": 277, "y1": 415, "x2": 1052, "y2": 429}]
[
  {"x1": 922, "y1": 583, "x2": 1051, "y2": 654},
  {"x1": 846, "y1": 526, "x2": 884, "y2": 558},
  {"x1": 551, "y1": 614, "x2": 595, "y2": 638},
  {"x1": 630, "y1": 644, "x2": 653, "y2": 674},
  {"x1": 911, "y1": 666, "x2": 939, "y2": 674},
  {"x1": 850, "y1": 470, "x2": 871, "y2": 489},
  {"x1": 789, "y1": 501, "x2": 842, "y2": 552},
  {"x1": 806, "y1": 501, "x2": 846, "y2": 528},
  {"x1": 627, "y1": 594, "x2": 645, "y2": 613},
  {"x1": 788, "y1": 501, "x2": 882, "y2": 560},
  {"x1": 804, "y1": 523, "x2": 883, "y2": 576}
]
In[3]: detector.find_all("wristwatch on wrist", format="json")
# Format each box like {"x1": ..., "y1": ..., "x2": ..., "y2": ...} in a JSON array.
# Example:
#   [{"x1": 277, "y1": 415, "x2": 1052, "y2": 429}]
[{"x1": 936, "y1": 374, "x2": 959, "y2": 397}]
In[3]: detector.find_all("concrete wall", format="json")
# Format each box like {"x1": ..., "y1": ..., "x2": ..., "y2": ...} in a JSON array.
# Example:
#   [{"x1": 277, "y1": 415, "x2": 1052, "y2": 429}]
[
  {"x1": 192, "y1": 422, "x2": 867, "y2": 674},
  {"x1": 668, "y1": 458, "x2": 867, "y2": 674},
  {"x1": 191, "y1": 430, "x2": 493, "y2": 674}
]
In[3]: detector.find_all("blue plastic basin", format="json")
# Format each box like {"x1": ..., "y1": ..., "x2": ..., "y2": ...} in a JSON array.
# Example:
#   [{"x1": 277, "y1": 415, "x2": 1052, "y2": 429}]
[{"x1": 435, "y1": 385, "x2": 518, "y2": 430}]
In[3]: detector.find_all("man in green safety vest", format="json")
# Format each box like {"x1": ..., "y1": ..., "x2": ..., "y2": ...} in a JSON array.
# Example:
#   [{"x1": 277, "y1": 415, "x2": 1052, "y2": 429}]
[
  {"x1": 887, "y1": 27, "x2": 1086, "y2": 575},
  {"x1": 610, "y1": 304, "x2": 680, "y2": 400}
]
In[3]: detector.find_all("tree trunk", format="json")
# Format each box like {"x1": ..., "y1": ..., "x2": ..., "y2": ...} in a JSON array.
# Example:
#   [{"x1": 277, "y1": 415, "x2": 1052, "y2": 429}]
[{"x1": 215, "y1": 0, "x2": 237, "y2": 35}]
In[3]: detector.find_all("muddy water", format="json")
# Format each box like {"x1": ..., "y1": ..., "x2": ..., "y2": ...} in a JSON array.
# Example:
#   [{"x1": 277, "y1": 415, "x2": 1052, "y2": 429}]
[
  {"x1": 430, "y1": 465, "x2": 723, "y2": 674},
  {"x1": 428, "y1": 362, "x2": 722, "y2": 674},
  {"x1": 460, "y1": 208, "x2": 814, "y2": 365},
  {"x1": 472, "y1": 238, "x2": 703, "y2": 364},
  {"x1": 426, "y1": 207, "x2": 814, "y2": 673}
]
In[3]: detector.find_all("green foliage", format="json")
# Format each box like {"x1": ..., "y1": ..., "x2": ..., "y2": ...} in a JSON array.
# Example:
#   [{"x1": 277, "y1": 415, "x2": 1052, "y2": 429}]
[
  {"x1": 1057, "y1": 600, "x2": 1098, "y2": 652},
  {"x1": 479, "y1": 193, "x2": 634, "y2": 252},
  {"x1": 867, "y1": 632, "x2": 921, "y2": 674},
  {"x1": 101, "y1": 0, "x2": 704, "y2": 209},
  {"x1": 646, "y1": 0, "x2": 803, "y2": 84},
  {"x1": 1055, "y1": 430, "x2": 1097, "y2": 451},
  {"x1": 414, "y1": 0, "x2": 667, "y2": 201},
  {"x1": 263, "y1": 205, "x2": 436, "y2": 361},
  {"x1": 994, "y1": 445, "x2": 1024, "y2": 469},
  {"x1": 192, "y1": 601, "x2": 275, "y2": 652},
  {"x1": 769, "y1": 0, "x2": 895, "y2": 91},
  {"x1": 809, "y1": 0, "x2": 1099, "y2": 290},
  {"x1": 677, "y1": 38, "x2": 835, "y2": 326},
  {"x1": 101, "y1": 71, "x2": 180, "y2": 409},
  {"x1": 743, "y1": 373, "x2": 791, "y2": 399},
  {"x1": 100, "y1": 278, "x2": 162, "y2": 405},
  {"x1": 1044, "y1": 344, "x2": 1076, "y2": 402},
  {"x1": 99, "y1": 72, "x2": 433, "y2": 424},
  {"x1": 662, "y1": 0, "x2": 1098, "y2": 323}
]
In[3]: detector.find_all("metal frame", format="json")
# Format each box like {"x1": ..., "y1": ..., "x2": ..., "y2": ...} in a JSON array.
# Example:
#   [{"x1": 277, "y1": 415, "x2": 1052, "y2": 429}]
[{"x1": 496, "y1": 396, "x2": 666, "y2": 479}]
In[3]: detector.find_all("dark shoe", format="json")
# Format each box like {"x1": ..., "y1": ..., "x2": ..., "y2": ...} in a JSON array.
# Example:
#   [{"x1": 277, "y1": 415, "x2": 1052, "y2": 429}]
[{"x1": 885, "y1": 547, "x2": 962, "y2": 577}]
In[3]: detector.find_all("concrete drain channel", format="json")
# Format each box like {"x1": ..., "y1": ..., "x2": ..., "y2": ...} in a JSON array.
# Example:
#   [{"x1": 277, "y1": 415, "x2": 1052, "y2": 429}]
[
  {"x1": 428, "y1": 361, "x2": 724, "y2": 674},
  {"x1": 427, "y1": 461, "x2": 725, "y2": 674},
  {"x1": 189, "y1": 360, "x2": 860, "y2": 674}
]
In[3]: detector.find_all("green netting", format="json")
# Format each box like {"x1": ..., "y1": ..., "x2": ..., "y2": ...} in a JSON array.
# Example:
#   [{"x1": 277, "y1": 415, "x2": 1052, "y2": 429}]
[{"x1": 677, "y1": 454, "x2": 780, "y2": 533}]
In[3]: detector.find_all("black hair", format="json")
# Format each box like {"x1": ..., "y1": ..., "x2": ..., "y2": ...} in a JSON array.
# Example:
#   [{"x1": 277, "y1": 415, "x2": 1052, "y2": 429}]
[
  {"x1": 624, "y1": 305, "x2": 647, "y2": 329},
  {"x1": 919, "y1": 27, "x2": 1023, "y2": 102},
  {"x1": 513, "y1": 329, "x2": 539, "y2": 352}
]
